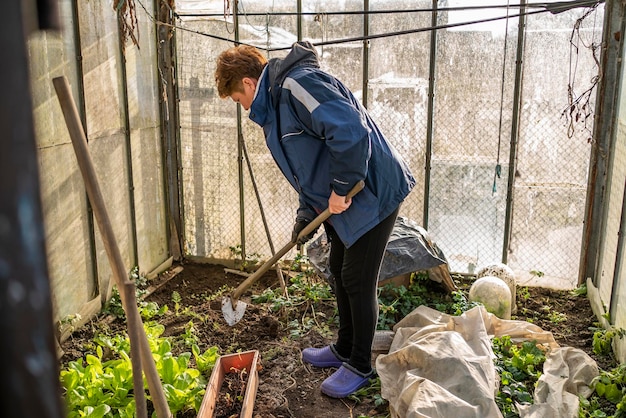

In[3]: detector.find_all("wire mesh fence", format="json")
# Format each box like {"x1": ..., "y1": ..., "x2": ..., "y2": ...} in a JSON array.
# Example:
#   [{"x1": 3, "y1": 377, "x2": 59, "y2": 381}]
[{"x1": 175, "y1": 0, "x2": 603, "y2": 287}]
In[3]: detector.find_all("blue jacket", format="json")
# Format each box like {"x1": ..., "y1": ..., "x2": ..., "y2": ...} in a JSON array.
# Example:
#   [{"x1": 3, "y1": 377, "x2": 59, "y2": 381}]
[{"x1": 249, "y1": 41, "x2": 415, "y2": 248}]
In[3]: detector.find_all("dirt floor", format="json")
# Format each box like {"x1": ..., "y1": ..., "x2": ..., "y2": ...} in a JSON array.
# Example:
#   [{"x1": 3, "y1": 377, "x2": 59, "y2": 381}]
[{"x1": 60, "y1": 260, "x2": 614, "y2": 418}]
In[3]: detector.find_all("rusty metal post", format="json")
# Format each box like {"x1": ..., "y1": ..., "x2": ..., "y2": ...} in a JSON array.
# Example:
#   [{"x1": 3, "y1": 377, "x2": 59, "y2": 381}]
[
  {"x1": 156, "y1": 0, "x2": 183, "y2": 261},
  {"x1": 0, "y1": 1, "x2": 65, "y2": 417}
]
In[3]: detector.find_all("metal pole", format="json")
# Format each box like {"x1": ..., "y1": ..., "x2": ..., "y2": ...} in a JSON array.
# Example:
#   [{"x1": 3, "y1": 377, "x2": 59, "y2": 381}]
[
  {"x1": 234, "y1": 0, "x2": 247, "y2": 262},
  {"x1": 117, "y1": 10, "x2": 139, "y2": 269},
  {"x1": 362, "y1": 0, "x2": 370, "y2": 108},
  {"x1": 297, "y1": 0, "x2": 302, "y2": 41},
  {"x1": 423, "y1": 0, "x2": 438, "y2": 229},
  {"x1": 502, "y1": 0, "x2": 527, "y2": 263},
  {"x1": 580, "y1": 0, "x2": 625, "y2": 287},
  {"x1": 157, "y1": 0, "x2": 183, "y2": 261},
  {"x1": 72, "y1": 0, "x2": 100, "y2": 300},
  {"x1": 240, "y1": 134, "x2": 288, "y2": 294}
]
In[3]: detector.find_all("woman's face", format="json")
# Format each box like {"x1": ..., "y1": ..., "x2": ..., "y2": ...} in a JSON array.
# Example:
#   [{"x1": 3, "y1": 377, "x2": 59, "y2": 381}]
[{"x1": 230, "y1": 77, "x2": 257, "y2": 110}]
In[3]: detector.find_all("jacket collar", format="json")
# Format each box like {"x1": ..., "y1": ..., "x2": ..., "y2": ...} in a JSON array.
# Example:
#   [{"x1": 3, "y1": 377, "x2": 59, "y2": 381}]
[
  {"x1": 249, "y1": 65, "x2": 271, "y2": 127},
  {"x1": 249, "y1": 41, "x2": 320, "y2": 127}
]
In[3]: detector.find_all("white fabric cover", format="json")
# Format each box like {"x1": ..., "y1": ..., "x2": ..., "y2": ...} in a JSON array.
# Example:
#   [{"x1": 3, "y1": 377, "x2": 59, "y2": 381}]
[{"x1": 376, "y1": 305, "x2": 598, "y2": 418}]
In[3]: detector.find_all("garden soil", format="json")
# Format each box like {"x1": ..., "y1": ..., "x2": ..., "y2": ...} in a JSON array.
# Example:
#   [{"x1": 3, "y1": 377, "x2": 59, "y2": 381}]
[{"x1": 59, "y1": 260, "x2": 614, "y2": 418}]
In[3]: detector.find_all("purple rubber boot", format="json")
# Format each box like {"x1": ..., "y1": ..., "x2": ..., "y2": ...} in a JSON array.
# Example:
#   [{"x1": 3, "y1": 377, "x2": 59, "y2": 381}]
[
  {"x1": 302, "y1": 345, "x2": 348, "y2": 368},
  {"x1": 320, "y1": 363, "x2": 374, "y2": 398}
]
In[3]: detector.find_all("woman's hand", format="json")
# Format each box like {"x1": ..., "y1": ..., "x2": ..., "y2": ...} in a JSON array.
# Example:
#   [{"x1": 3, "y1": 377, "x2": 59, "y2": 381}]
[{"x1": 328, "y1": 190, "x2": 352, "y2": 214}]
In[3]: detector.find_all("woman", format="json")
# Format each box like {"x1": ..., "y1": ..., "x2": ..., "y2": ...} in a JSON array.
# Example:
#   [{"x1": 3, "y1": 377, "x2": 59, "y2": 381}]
[{"x1": 215, "y1": 41, "x2": 415, "y2": 398}]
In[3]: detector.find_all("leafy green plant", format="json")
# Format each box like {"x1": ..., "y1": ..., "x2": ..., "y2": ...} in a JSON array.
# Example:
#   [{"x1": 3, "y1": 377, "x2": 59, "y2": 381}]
[
  {"x1": 192, "y1": 344, "x2": 220, "y2": 374},
  {"x1": 60, "y1": 321, "x2": 220, "y2": 417},
  {"x1": 378, "y1": 284, "x2": 424, "y2": 328},
  {"x1": 253, "y1": 273, "x2": 336, "y2": 338},
  {"x1": 290, "y1": 274, "x2": 334, "y2": 303},
  {"x1": 289, "y1": 252, "x2": 311, "y2": 274},
  {"x1": 578, "y1": 395, "x2": 612, "y2": 418},
  {"x1": 492, "y1": 336, "x2": 547, "y2": 417},
  {"x1": 229, "y1": 245, "x2": 262, "y2": 272},
  {"x1": 570, "y1": 283, "x2": 588, "y2": 297},
  {"x1": 179, "y1": 306, "x2": 209, "y2": 324},
  {"x1": 377, "y1": 280, "x2": 427, "y2": 329},
  {"x1": 591, "y1": 326, "x2": 626, "y2": 357},
  {"x1": 448, "y1": 289, "x2": 482, "y2": 316},
  {"x1": 349, "y1": 377, "x2": 391, "y2": 418},
  {"x1": 518, "y1": 286, "x2": 531, "y2": 302},
  {"x1": 580, "y1": 363, "x2": 626, "y2": 417},
  {"x1": 349, "y1": 376, "x2": 388, "y2": 408},
  {"x1": 376, "y1": 272, "x2": 479, "y2": 329},
  {"x1": 102, "y1": 267, "x2": 167, "y2": 321},
  {"x1": 61, "y1": 346, "x2": 135, "y2": 418},
  {"x1": 253, "y1": 289, "x2": 292, "y2": 311},
  {"x1": 252, "y1": 274, "x2": 333, "y2": 311},
  {"x1": 153, "y1": 338, "x2": 207, "y2": 414},
  {"x1": 172, "y1": 290, "x2": 182, "y2": 315},
  {"x1": 547, "y1": 308, "x2": 568, "y2": 324},
  {"x1": 377, "y1": 299, "x2": 399, "y2": 331},
  {"x1": 140, "y1": 301, "x2": 168, "y2": 320},
  {"x1": 180, "y1": 320, "x2": 200, "y2": 348}
]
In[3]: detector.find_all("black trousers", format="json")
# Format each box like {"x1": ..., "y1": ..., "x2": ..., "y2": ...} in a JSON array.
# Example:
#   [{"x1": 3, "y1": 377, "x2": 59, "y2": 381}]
[{"x1": 324, "y1": 206, "x2": 400, "y2": 373}]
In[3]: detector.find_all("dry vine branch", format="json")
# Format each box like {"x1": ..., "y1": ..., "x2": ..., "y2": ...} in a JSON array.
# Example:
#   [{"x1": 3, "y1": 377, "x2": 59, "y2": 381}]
[
  {"x1": 562, "y1": 3, "x2": 602, "y2": 140},
  {"x1": 115, "y1": 0, "x2": 140, "y2": 50}
]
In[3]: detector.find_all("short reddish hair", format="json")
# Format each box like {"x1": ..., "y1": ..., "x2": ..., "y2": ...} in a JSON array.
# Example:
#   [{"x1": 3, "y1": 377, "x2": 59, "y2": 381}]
[{"x1": 215, "y1": 45, "x2": 268, "y2": 98}]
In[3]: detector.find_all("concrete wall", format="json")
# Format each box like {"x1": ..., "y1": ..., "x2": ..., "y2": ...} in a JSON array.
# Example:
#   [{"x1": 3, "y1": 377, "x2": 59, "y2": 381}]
[{"x1": 29, "y1": 0, "x2": 168, "y2": 333}]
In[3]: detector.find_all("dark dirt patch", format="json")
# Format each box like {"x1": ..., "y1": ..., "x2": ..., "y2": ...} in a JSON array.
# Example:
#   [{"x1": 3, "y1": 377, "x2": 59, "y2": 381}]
[
  {"x1": 60, "y1": 260, "x2": 615, "y2": 418},
  {"x1": 216, "y1": 371, "x2": 248, "y2": 417}
]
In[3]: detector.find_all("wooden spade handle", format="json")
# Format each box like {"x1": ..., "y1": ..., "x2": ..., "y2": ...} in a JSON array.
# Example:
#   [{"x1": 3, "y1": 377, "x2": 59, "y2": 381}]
[
  {"x1": 53, "y1": 76, "x2": 171, "y2": 418},
  {"x1": 230, "y1": 180, "x2": 365, "y2": 301}
]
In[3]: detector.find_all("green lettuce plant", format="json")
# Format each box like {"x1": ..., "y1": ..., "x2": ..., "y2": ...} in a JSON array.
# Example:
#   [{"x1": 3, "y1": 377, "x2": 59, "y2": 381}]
[{"x1": 60, "y1": 321, "x2": 219, "y2": 417}]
